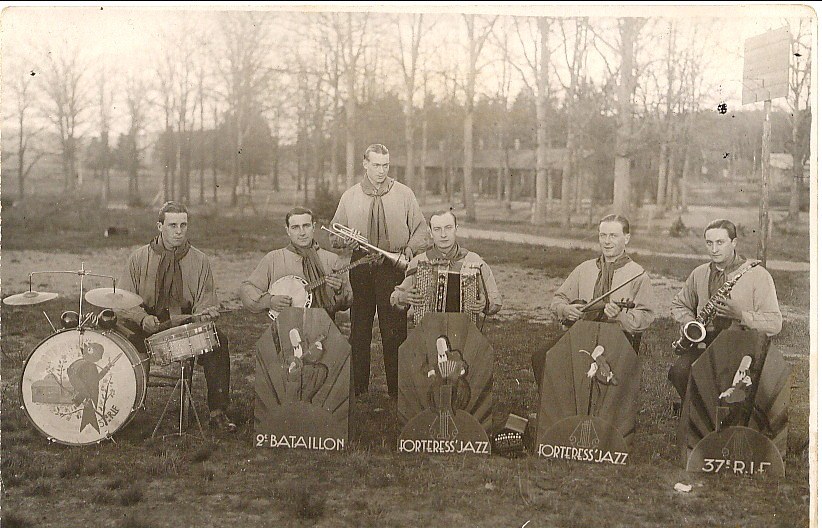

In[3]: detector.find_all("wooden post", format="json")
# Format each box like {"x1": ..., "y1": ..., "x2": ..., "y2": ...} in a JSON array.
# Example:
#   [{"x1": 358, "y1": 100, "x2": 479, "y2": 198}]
[{"x1": 758, "y1": 100, "x2": 771, "y2": 266}]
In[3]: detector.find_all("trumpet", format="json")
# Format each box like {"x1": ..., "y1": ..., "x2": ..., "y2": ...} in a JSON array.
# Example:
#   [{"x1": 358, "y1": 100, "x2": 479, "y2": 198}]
[{"x1": 322, "y1": 223, "x2": 409, "y2": 270}]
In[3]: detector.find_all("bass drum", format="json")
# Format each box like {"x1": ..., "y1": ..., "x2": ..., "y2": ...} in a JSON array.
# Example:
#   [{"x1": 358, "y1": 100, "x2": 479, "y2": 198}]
[{"x1": 20, "y1": 329, "x2": 148, "y2": 445}]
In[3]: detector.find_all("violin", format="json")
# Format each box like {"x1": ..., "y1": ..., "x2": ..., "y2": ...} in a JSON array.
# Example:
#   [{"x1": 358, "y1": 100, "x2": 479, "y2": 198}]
[{"x1": 560, "y1": 298, "x2": 636, "y2": 329}]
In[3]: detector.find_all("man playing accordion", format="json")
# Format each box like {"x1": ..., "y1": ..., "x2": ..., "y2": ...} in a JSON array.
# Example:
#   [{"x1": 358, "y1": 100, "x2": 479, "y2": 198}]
[{"x1": 390, "y1": 210, "x2": 502, "y2": 322}]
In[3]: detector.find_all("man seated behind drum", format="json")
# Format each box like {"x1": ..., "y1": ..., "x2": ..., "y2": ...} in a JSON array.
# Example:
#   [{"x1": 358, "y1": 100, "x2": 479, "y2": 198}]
[
  {"x1": 241, "y1": 207, "x2": 352, "y2": 319},
  {"x1": 531, "y1": 214, "x2": 654, "y2": 388},
  {"x1": 390, "y1": 210, "x2": 502, "y2": 318},
  {"x1": 116, "y1": 201, "x2": 236, "y2": 433},
  {"x1": 668, "y1": 219, "x2": 782, "y2": 403}
]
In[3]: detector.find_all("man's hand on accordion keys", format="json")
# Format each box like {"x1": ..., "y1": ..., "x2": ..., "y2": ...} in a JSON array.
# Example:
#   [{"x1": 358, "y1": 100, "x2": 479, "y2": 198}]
[
  {"x1": 397, "y1": 287, "x2": 424, "y2": 308},
  {"x1": 464, "y1": 290, "x2": 487, "y2": 315}
]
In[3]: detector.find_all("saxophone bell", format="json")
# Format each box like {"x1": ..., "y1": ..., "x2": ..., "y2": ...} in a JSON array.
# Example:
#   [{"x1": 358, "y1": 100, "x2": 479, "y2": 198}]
[
  {"x1": 672, "y1": 320, "x2": 707, "y2": 355},
  {"x1": 682, "y1": 320, "x2": 707, "y2": 343}
]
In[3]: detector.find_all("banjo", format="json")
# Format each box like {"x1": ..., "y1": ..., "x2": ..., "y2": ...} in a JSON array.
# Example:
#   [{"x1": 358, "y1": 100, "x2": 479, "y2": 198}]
[{"x1": 267, "y1": 254, "x2": 379, "y2": 321}]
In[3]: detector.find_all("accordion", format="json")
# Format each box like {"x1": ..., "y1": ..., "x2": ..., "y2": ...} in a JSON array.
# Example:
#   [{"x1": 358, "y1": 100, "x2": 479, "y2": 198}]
[{"x1": 413, "y1": 259, "x2": 482, "y2": 326}]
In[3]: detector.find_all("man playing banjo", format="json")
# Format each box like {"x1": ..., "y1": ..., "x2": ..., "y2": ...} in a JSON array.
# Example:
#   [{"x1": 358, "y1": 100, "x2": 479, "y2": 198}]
[
  {"x1": 116, "y1": 201, "x2": 236, "y2": 433},
  {"x1": 531, "y1": 214, "x2": 655, "y2": 388},
  {"x1": 390, "y1": 209, "x2": 502, "y2": 320},
  {"x1": 241, "y1": 207, "x2": 352, "y2": 320},
  {"x1": 668, "y1": 218, "x2": 782, "y2": 405}
]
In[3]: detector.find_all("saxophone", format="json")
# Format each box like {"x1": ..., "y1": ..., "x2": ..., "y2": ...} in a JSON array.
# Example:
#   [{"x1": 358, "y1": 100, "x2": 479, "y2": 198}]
[{"x1": 672, "y1": 260, "x2": 760, "y2": 355}]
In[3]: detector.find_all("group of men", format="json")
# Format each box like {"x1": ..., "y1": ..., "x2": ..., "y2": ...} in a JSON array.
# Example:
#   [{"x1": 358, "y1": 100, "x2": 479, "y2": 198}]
[{"x1": 114, "y1": 142, "x2": 782, "y2": 433}]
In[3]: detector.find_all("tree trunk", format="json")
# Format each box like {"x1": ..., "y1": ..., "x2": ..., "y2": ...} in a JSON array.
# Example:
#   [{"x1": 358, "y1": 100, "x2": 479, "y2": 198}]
[
  {"x1": 463, "y1": 109, "x2": 476, "y2": 221},
  {"x1": 612, "y1": 20, "x2": 638, "y2": 216},
  {"x1": 532, "y1": 17, "x2": 551, "y2": 225},
  {"x1": 419, "y1": 109, "x2": 428, "y2": 204},
  {"x1": 503, "y1": 148, "x2": 512, "y2": 211},
  {"x1": 665, "y1": 145, "x2": 677, "y2": 207},
  {"x1": 655, "y1": 141, "x2": 668, "y2": 212},
  {"x1": 404, "y1": 96, "x2": 415, "y2": 190},
  {"x1": 212, "y1": 106, "x2": 219, "y2": 203},
  {"x1": 345, "y1": 67, "x2": 356, "y2": 188},
  {"x1": 788, "y1": 110, "x2": 804, "y2": 217}
]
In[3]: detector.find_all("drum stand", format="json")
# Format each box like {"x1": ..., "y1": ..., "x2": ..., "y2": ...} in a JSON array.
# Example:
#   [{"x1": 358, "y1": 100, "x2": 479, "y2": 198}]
[{"x1": 151, "y1": 358, "x2": 206, "y2": 440}]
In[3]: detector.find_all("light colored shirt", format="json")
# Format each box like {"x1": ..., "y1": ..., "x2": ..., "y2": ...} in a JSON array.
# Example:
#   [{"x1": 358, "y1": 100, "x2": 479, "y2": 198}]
[
  {"x1": 550, "y1": 256, "x2": 655, "y2": 334},
  {"x1": 116, "y1": 244, "x2": 219, "y2": 327},
  {"x1": 240, "y1": 248, "x2": 352, "y2": 314},
  {"x1": 390, "y1": 250, "x2": 503, "y2": 316},
  {"x1": 671, "y1": 260, "x2": 782, "y2": 336},
  {"x1": 331, "y1": 178, "x2": 428, "y2": 255}
]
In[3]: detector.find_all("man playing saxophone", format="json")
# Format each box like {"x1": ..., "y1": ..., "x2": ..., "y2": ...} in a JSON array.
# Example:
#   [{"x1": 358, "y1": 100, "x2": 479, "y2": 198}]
[{"x1": 668, "y1": 219, "x2": 782, "y2": 403}]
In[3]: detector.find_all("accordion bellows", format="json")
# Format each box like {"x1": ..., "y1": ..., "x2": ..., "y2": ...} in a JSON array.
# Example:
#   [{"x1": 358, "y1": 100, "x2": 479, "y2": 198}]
[{"x1": 413, "y1": 259, "x2": 481, "y2": 326}]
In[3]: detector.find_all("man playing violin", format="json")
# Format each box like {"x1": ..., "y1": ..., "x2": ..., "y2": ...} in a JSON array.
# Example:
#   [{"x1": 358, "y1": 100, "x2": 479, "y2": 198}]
[
  {"x1": 241, "y1": 207, "x2": 352, "y2": 319},
  {"x1": 117, "y1": 201, "x2": 236, "y2": 432},
  {"x1": 531, "y1": 214, "x2": 655, "y2": 388}
]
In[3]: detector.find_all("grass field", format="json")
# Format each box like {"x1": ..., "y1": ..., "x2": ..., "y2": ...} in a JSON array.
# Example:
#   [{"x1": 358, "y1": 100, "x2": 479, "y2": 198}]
[{"x1": 0, "y1": 199, "x2": 812, "y2": 527}]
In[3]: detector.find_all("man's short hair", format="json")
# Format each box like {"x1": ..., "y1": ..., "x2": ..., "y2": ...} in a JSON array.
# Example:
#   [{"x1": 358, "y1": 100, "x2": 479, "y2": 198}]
[
  {"x1": 158, "y1": 201, "x2": 188, "y2": 224},
  {"x1": 428, "y1": 210, "x2": 458, "y2": 228},
  {"x1": 285, "y1": 206, "x2": 314, "y2": 227},
  {"x1": 704, "y1": 219, "x2": 737, "y2": 240},
  {"x1": 363, "y1": 143, "x2": 389, "y2": 160},
  {"x1": 599, "y1": 214, "x2": 630, "y2": 235}
]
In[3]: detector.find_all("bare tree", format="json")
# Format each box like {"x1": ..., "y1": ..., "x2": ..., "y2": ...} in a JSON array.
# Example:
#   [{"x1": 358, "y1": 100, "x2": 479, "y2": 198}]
[
  {"x1": 462, "y1": 14, "x2": 497, "y2": 222},
  {"x1": 513, "y1": 16, "x2": 557, "y2": 225},
  {"x1": 154, "y1": 39, "x2": 177, "y2": 202},
  {"x1": 39, "y1": 42, "x2": 89, "y2": 191},
  {"x1": 215, "y1": 12, "x2": 271, "y2": 207},
  {"x1": 393, "y1": 13, "x2": 433, "y2": 194},
  {"x1": 557, "y1": 17, "x2": 591, "y2": 226},
  {"x1": 491, "y1": 17, "x2": 516, "y2": 209},
  {"x1": 324, "y1": 13, "x2": 370, "y2": 188},
  {"x1": 591, "y1": 18, "x2": 647, "y2": 215},
  {"x1": 124, "y1": 72, "x2": 148, "y2": 205},
  {"x1": 8, "y1": 65, "x2": 46, "y2": 199},
  {"x1": 96, "y1": 65, "x2": 115, "y2": 207},
  {"x1": 786, "y1": 18, "x2": 813, "y2": 219}
]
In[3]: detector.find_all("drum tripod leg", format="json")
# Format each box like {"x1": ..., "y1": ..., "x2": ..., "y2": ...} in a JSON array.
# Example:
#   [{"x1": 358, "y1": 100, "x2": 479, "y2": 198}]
[{"x1": 151, "y1": 358, "x2": 205, "y2": 439}]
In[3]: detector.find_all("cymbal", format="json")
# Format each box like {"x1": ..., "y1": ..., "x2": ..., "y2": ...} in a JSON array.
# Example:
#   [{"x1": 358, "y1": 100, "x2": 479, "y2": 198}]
[
  {"x1": 3, "y1": 291, "x2": 59, "y2": 306},
  {"x1": 85, "y1": 288, "x2": 143, "y2": 309}
]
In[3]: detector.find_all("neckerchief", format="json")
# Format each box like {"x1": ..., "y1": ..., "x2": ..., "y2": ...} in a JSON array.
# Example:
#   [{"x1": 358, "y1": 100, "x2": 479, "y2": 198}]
[
  {"x1": 287, "y1": 241, "x2": 334, "y2": 314},
  {"x1": 592, "y1": 252, "x2": 632, "y2": 321},
  {"x1": 709, "y1": 251, "x2": 746, "y2": 331},
  {"x1": 361, "y1": 176, "x2": 393, "y2": 251},
  {"x1": 150, "y1": 235, "x2": 191, "y2": 318},
  {"x1": 425, "y1": 242, "x2": 468, "y2": 268}
]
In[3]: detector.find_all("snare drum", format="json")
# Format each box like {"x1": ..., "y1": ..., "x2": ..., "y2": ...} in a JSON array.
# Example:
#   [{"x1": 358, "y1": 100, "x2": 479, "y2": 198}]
[
  {"x1": 145, "y1": 321, "x2": 219, "y2": 366},
  {"x1": 20, "y1": 329, "x2": 148, "y2": 445}
]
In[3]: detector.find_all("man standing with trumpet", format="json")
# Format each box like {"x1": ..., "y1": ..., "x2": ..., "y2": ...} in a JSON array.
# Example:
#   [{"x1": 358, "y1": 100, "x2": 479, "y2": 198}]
[
  {"x1": 668, "y1": 219, "x2": 782, "y2": 403},
  {"x1": 330, "y1": 144, "x2": 427, "y2": 400}
]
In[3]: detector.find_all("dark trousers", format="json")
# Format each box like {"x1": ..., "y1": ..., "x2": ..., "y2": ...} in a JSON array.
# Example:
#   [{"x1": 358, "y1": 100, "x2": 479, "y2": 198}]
[
  {"x1": 120, "y1": 324, "x2": 231, "y2": 413},
  {"x1": 531, "y1": 329, "x2": 642, "y2": 390},
  {"x1": 667, "y1": 331, "x2": 720, "y2": 401},
  {"x1": 349, "y1": 259, "x2": 407, "y2": 398}
]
